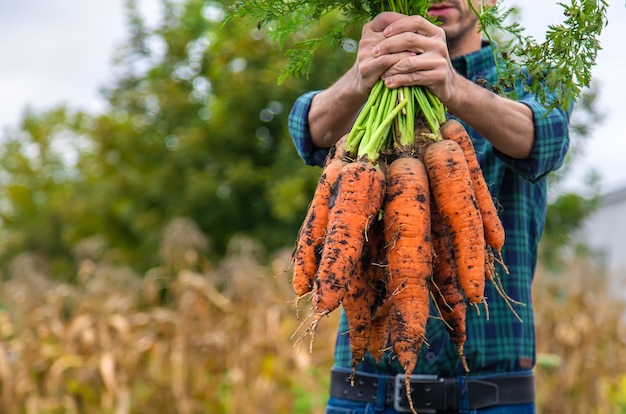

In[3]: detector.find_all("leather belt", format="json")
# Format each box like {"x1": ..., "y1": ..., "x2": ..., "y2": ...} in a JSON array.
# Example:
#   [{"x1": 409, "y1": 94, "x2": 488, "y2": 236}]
[{"x1": 329, "y1": 368, "x2": 535, "y2": 413}]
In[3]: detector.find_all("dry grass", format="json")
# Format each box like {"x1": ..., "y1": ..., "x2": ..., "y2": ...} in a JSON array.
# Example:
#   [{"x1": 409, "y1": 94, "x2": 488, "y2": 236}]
[
  {"x1": 0, "y1": 218, "x2": 624, "y2": 413},
  {"x1": 534, "y1": 255, "x2": 626, "y2": 414},
  {"x1": 0, "y1": 220, "x2": 338, "y2": 414}
]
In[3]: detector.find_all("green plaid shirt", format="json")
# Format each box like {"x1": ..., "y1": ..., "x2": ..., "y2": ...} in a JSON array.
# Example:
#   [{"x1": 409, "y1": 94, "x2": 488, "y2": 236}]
[{"x1": 288, "y1": 44, "x2": 571, "y2": 377}]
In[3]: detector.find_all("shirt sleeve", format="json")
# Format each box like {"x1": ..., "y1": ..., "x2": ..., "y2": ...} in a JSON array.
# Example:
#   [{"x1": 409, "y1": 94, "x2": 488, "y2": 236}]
[
  {"x1": 493, "y1": 93, "x2": 572, "y2": 183},
  {"x1": 287, "y1": 90, "x2": 330, "y2": 167}
]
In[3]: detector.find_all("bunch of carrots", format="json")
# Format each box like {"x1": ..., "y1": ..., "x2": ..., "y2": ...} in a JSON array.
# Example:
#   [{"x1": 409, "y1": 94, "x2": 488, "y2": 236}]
[{"x1": 291, "y1": 78, "x2": 519, "y2": 413}]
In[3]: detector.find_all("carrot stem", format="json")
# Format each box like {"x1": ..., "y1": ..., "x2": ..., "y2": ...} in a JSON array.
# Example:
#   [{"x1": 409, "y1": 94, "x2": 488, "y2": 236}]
[
  {"x1": 346, "y1": 79, "x2": 384, "y2": 155},
  {"x1": 361, "y1": 97, "x2": 408, "y2": 159},
  {"x1": 413, "y1": 87, "x2": 441, "y2": 140}
]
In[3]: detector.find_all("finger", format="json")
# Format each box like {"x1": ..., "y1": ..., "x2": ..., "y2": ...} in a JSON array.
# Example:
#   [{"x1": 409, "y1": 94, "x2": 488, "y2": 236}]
[
  {"x1": 382, "y1": 54, "x2": 445, "y2": 88},
  {"x1": 383, "y1": 70, "x2": 427, "y2": 89},
  {"x1": 373, "y1": 26, "x2": 447, "y2": 60},
  {"x1": 382, "y1": 15, "x2": 443, "y2": 39},
  {"x1": 359, "y1": 50, "x2": 417, "y2": 84},
  {"x1": 384, "y1": 54, "x2": 432, "y2": 79},
  {"x1": 373, "y1": 31, "x2": 427, "y2": 57},
  {"x1": 381, "y1": 38, "x2": 448, "y2": 76}
]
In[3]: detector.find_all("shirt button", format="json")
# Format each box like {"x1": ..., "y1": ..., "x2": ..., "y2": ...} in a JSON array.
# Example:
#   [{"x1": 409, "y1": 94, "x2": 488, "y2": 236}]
[{"x1": 426, "y1": 351, "x2": 437, "y2": 361}]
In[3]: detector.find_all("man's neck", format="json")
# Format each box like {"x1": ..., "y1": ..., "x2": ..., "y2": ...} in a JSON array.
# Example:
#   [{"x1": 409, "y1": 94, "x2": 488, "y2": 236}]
[{"x1": 448, "y1": 35, "x2": 484, "y2": 59}]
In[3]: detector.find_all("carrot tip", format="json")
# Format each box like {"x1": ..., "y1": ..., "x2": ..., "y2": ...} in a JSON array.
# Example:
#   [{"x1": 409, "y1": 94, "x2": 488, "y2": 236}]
[
  {"x1": 457, "y1": 345, "x2": 470, "y2": 373},
  {"x1": 405, "y1": 371, "x2": 418, "y2": 414}
]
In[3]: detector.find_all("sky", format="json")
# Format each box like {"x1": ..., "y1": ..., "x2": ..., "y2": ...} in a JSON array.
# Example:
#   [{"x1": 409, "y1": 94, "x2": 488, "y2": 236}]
[{"x1": 0, "y1": 0, "x2": 624, "y2": 193}]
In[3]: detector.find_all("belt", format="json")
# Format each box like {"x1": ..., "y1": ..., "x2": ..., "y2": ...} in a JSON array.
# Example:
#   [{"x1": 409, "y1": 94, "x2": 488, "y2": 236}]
[{"x1": 329, "y1": 368, "x2": 535, "y2": 413}]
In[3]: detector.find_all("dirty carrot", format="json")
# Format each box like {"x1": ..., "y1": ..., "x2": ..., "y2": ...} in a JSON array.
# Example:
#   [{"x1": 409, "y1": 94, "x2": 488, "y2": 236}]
[
  {"x1": 292, "y1": 157, "x2": 347, "y2": 299},
  {"x1": 350, "y1": 217, "x2": 388, "y2": 367},
  {"x1": 311, "y1": 159, "x2": 386, "y2": 322},
  {"x1": 342, "y1": 244, "x2": 377, "y2": 379},
  {"x1": 440, "y1": 119, "x2": 505, "y2": 259},
  {"x1": 324, "y1": 133, "x2": 350, "y2": 167},
  {"x1": 343, "y1": 215, "x2": 386, "y2": 377},
  {"x1": 383, "y1": 156, "x2": 432, "y2": 414},
  {"x1": 425, "y1": 139, "x2": 486, "y2": 305},
  {"x1": 362, "y1": 216, "x2": 387, "y2": 312},
  {"x1": 368, "y1": 301, "x2": 390, "y2": 363},
  {"x1": 430, "y1": 201, "x2": 469, "y2": 373}
]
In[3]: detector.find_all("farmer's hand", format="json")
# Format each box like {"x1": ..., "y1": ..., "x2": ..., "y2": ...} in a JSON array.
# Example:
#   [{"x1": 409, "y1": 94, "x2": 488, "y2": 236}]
[
  {"x1": 354, "y1": 12, "x2": 421, "y2": 96},
  {"x1": 362, "y1": 13, "x2": 459, "y2": 106}
]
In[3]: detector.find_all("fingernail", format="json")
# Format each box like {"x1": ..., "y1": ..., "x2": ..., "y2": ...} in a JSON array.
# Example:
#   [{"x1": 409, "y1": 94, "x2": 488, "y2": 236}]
[
  {"x1": 383, "y1": 27, "x2": 392, "y2": 36},
  {"x1": 373, "y1": 46, "x2": 380, "y2": 56}
]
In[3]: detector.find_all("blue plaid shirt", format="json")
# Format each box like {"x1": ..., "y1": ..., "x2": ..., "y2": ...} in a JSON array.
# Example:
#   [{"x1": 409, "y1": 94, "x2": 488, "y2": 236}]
[{"x1": 288, "y1": 44, "x2": 570, "y2": 377}]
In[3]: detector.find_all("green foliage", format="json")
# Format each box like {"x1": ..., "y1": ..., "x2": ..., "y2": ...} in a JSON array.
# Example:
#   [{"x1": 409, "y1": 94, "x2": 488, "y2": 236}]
[
  {"x1": 542, "y1": 189, "x2": 600, "y2": 270},
  {"x1": 474, "y1": 0, "x2": 608, "y2": 112},
  {"x1": 0, "y1": 108, "x2": 91, "y2": 280}
]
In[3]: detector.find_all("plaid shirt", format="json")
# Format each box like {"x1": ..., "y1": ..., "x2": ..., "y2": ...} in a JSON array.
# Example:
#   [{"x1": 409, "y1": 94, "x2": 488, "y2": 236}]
[{"x1": 288, "y1": 44, "x2": 570, "y2": 377}]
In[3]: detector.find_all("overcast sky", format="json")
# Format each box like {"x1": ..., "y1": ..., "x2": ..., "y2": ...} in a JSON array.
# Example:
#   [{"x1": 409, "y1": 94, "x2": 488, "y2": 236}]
[{"x1": 0, "y1": 0, "x2": 624, "y2": 193}]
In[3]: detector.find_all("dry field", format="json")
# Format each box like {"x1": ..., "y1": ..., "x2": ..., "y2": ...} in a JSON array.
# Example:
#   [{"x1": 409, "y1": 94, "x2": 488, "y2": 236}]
[{"x1": 0, "y1": 218, "x2": 624, "y2": 413}]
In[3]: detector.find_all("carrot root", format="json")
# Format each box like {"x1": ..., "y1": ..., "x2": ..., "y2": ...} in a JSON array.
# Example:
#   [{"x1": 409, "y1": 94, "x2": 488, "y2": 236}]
[{"x1": 425, "y1": 139, "x2": 485, "y2": 304}]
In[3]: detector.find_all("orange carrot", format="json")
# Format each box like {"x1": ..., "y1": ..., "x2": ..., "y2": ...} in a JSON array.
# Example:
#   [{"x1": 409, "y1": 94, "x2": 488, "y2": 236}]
[
  {"x1": 311, "y1": 160, "x2": 386, "y2": 319},
  {"x1": 425, "y1": 139, "x2": 485, "y2": 305},
  {"x1": 346, "y1": 217, "x2": 387, "y2": 367},
  {"x1": 342, "y1": 216, "x2": 386, "y2": 376},
  {"x1": 368, "y1": 301, "x2": 390, "y2": 363},
  {"x1": 342, "y1": 241, "x2": 377, "y2": 378},
  {"x1": 362, "y1": 216, "x2": 387, "y2": 312},
  {"x1": 440, "y1": 119, "x2": 505, "y2": 258},
  {"x1": 383, "y1": 156, "x2": 432, "y2": 414},
  {"x1": 292, "y1": 157, "x2": 347, "y2": 298},
  {"x1": 429, "y1": 201, "x2": 469, "y2": 373},
  {"x1": 324, "y1": 133, "x2": 349, "y2": 166}
]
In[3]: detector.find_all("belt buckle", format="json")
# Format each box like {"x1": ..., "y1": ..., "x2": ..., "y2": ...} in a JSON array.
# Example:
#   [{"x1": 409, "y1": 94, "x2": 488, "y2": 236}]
[{"x1": 393, "y1": 373, "x2": 439, "y2": 413}]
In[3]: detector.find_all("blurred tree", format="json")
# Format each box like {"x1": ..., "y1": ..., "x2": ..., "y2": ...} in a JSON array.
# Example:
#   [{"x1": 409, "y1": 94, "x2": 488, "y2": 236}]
[
  {"x1": 541, "y1": 83, "x2": 604, "y2": 270},
  {"x1": 0, "y1": 0, "x2": 357, "y2": 275}
]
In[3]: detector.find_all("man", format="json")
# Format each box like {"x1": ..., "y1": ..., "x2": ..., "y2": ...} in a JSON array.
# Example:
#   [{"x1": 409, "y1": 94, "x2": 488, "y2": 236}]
[{"x1": 288, "y1": 1, "x2": 571, "y2": 412}]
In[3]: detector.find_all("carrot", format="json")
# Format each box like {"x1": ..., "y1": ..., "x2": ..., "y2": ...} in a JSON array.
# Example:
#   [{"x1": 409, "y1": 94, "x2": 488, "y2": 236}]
[
  {"x1": 342, "y1": 240, "x2": 377, "y2": 378},
  {"x1": 361, "y1": 216, "x2": 387, "y2": 312},
  {"x1": 324, "y1": 133, "x2": 350, "y2": 166},
  {"x1": 347, "y1": 217, "x2": 388, "y2": 367},
  {"x1": 292, "y1": 157, "x2": 347, "y2": 299},
  {"x1": 342, "y1": 215, "x2": 386, "y2": 377},
  {"x1": 383, "y1": 156, "x2": 432, "y2": 414},
  {"x1": 429, "y1": 201, "x2": 469, "y2": 373},
  {"x1": 425, "y1": 139, "x2": 486, "y2": 305},
  {"x1": 368, "y1": 301, "x2": 390, "y2": 363},
  {"x1": 311, "y1": 159, "x2": 386, "y2": 320},
  {"x1": 440, "y1": 119, "x2": 505, "y2": 263}
]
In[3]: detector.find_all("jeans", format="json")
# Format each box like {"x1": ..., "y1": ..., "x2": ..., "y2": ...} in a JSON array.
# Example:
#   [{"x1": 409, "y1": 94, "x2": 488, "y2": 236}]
[{"x1": 325, "y1": 370, "x2": 536, "y2": 414}]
